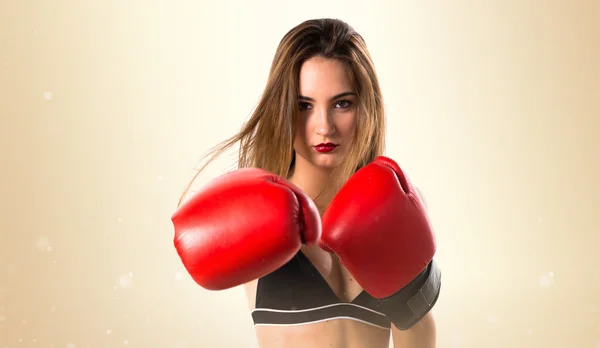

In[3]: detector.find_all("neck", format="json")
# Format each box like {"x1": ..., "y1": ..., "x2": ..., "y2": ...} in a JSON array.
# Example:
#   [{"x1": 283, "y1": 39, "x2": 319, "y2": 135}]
[{"x1": 288, "y1": 157, "x2": 335, "y2": 212}]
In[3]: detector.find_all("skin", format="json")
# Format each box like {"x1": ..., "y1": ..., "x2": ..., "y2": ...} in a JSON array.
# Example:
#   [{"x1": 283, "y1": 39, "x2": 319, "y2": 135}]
[
  {"x1": 289, "y1": 56, "x2": 358, "y2": 208},
  {"x1": 244, "y1": 56, "x2": 436, "y2": 348}
]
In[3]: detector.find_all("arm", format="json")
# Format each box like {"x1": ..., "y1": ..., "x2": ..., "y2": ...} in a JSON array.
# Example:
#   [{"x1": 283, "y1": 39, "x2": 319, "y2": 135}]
[
  {"x1": 415, "y1": 186, "x2": 428, "y2": 209},
  {"x1": 390, "y1": 186, "x2": 437, "y2": 347},
  {"x1": 391, "y1": 311, "x2": 436, "y2": 348},
  {"x1": 243, "y1": 280, "x2": 258, "y2": 311},
  {"x1": 320, "y1": 157, "x2": 441, "y2": 346}
]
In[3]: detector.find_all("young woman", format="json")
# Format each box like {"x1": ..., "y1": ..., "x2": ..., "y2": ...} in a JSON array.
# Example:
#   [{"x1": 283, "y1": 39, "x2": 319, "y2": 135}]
[{"x1": 172, "y1": 18, "x2": 441, "y2": 348}]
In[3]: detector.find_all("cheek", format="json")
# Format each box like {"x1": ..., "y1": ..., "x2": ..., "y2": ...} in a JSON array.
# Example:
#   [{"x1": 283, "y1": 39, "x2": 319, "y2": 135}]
[
  {"x1": 340, "y1": 112, "x2": 358, "y2": 137},
  {"x1": 294, "y1": 115, "x2": 309, "y2": 146}
]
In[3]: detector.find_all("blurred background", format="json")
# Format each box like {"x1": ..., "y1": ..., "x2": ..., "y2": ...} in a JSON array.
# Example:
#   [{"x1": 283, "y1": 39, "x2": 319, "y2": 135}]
[{"x1": 1, "y1": 0, "x2": 599, "y2": 347}]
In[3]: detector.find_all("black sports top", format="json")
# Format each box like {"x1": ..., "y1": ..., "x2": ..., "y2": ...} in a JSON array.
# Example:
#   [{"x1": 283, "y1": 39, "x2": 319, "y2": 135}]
[{"x1": 251, "y1": 251, "x2": 392, "y2": 330}]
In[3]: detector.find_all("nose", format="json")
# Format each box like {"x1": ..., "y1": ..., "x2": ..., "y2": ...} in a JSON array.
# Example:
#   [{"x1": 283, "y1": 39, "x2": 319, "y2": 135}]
[{"x1": 315, "y1": 109, "x2": 336, "y2": 137}]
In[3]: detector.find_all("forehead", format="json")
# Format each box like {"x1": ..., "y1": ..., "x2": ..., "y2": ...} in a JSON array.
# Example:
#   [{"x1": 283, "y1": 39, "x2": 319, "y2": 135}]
[{"x1": 298, "y1": 57, "x2": 353, "y2": 96}]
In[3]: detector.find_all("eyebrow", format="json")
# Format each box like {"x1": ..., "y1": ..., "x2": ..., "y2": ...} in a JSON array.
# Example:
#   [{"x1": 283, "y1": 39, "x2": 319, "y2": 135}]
[{"x1": 298, "y1": 91, "x2": 356, "y2": 102}]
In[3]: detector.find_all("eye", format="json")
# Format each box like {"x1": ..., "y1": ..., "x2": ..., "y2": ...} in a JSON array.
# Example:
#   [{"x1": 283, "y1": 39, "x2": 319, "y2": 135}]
[
  {"x1": 335, "y1": 100, "x2": 353, "y2": 109},
  {"x1": 298, "y1": 102, "x2": 312, "y2": 111}
]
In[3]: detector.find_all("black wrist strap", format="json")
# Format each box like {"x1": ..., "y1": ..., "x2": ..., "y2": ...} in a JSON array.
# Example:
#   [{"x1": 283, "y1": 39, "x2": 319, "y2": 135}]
[{"x1": 377, "y1": 259, "x2": 442, "y2": 330}]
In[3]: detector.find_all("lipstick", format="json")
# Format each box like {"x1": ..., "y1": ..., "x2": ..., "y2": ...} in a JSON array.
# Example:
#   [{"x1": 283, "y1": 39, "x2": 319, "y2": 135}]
[{"x1": 314, "y1": 143, "x2": 338, "y2": 153}]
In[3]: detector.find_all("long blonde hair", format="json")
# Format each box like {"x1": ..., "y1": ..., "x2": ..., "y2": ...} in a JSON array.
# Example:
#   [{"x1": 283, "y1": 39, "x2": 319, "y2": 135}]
[{"x1": 178, "y1": 18, "x2": 386, "y2": 208}]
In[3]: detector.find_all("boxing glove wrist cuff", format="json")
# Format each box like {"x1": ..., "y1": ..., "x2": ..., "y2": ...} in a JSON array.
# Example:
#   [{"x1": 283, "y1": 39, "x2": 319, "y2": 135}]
[{"x1": 377, "y1": 259, "x2": 442, "y2": 330}]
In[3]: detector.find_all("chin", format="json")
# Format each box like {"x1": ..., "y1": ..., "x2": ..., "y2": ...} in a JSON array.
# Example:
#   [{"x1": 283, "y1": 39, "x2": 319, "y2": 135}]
[
  {"x1": 294, "y1": 147, "x2": 346, "y2": 170},
  {"x1": 310, "y1": 154, "x2": 344, "y2": 169}
]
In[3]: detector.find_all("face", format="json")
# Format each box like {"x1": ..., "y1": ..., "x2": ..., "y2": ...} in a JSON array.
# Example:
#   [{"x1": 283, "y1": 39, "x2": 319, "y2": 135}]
[{"x1": 293, "y1": 56, "x2": 358, "y2": 170}]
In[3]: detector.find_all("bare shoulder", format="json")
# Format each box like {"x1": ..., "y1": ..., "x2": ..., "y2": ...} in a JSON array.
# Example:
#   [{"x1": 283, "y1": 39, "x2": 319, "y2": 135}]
[
  {"x1": 414, "y1": 186, "x2": 428, "y2": 208},
  {"x1": 243, "y1": 279, "x2": 259, "y2": 311}
]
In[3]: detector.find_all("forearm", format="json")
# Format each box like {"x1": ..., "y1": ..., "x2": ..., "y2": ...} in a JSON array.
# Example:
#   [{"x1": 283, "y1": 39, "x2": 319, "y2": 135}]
[
  {"x1": 378, "y1": 259, "x2": 441, "y2": 347},
  {"x1": 391, "y1": 311, "x2": 436, "y2": 348}
]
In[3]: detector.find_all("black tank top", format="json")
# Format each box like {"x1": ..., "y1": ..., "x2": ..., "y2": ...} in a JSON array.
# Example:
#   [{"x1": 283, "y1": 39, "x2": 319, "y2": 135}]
[{"x1": 251, "y1": 251, "x2": 392, "y2": 330}]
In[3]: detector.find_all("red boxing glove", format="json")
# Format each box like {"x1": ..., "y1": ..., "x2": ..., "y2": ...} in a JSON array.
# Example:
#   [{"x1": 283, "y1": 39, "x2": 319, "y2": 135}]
[
  {"x1": 320, "y1": 156, "x2": 441, "y2": 329},
  {"x1": 172, "y1": 168, "x2": 321, "y2": 291}
]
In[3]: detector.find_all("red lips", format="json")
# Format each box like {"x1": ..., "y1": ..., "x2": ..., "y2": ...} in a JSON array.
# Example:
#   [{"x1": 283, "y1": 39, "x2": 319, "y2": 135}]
[{"x1": 314, "y1": 143, "x2": 338, "y2": 153}]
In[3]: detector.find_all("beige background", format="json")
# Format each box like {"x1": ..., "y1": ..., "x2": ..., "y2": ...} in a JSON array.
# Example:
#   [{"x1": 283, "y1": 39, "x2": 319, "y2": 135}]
[{"x1": 1, "y1": 0, "x2": 599, "y2": 347}]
